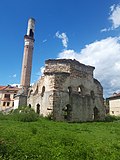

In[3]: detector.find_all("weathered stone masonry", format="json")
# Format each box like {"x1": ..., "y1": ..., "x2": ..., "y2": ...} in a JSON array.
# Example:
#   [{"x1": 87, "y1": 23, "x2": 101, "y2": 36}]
[{"x1": 28, "y1": 59, "x2": 105, "y2": 122}]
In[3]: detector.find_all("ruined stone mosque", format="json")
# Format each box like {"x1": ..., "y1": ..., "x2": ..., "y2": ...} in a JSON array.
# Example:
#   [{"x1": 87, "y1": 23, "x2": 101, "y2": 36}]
[{"x1": 14, "y1": 18, "x2": 105, "y2": 122}]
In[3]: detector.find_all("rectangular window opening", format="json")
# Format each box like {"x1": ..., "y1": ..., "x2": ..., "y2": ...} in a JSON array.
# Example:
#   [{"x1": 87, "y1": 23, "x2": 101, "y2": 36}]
[
  {"x1": 4, "y1": 94, "x2": 10, "y2": 99},
  {"x1": 3, "y1": 102, "x2": 6, "y2": 106},
  {"x1": 7, "y1": 102, "x2": 10, "y2": 106}
]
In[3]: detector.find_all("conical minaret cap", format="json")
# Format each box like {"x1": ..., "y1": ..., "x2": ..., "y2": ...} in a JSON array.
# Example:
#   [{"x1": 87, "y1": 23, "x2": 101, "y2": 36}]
[{"x1": 27, "y1": 18, "x2": 35, "y2": 38}]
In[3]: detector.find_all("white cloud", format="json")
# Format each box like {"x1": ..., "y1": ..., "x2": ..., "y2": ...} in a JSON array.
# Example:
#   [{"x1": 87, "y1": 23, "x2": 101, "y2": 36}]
[
  {"x1": 110, "y1": 4, "x2": 115, "y2": 12},
  {"x1": 40, "y1": 66, "x2": 45, "y2": 74},
  {"x1": 100, "y1": 28, "x2": 108, "y2": 32},
  {"x1": 9, "y1": 74, "x2": 17, "y2": 78},
  {"x1": 42, "y1": 39, "x2": 47, "y2": 43},
  {"x1": 58, "y1": 36, "x2": 120, "y2": 97},
  {"x1": 100, "y1": 28, "x2": 111, "y2": 32},
  {"x1": 58, "y1": 49, "x2": 80, "y2": 59},
  {"x1": 35, "y1": 67, "x2": 45, "y2": 78},
  {"x1": 109, "y1": 4, "x2": 120, "y2": 29},
  {"x1": 13, "y1": 74, "x2": 17, "y2": 78},
  {"x1": 55, "y1": 31, "x2": 68, "y2": 48},
  {"x1": 101, "y1": 4, "x2": 120, "y2": 32}
]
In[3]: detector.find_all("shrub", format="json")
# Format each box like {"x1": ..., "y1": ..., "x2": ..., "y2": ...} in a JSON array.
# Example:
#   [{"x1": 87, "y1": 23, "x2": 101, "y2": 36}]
[
  {"x1": 105, "y1": 114, "x2": 120, "y2": 122},
  {"x1": 16, "y1": 112, "x2": 39, "y2": 122},
  {"x1": 0, "y1": 106, "x2": 39, "y2": 122},
  {"x1": 13, "y1": 105, "x2": 35, "y2": 114},
  {"x1": 12, "y1": 106, "x2": 39, "y2": 122}
]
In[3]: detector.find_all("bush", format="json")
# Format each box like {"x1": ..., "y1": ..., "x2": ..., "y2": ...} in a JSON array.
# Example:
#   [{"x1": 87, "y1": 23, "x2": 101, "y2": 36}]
[
  {"x1": 0, "y1": 106, "x2": 39, "y2": 122},
  {"x1": 12, "y1": 105, "x2": 35, "y2": 114},
  {"x1": 11, "y1": 106, "x2": 39, "y2": 122},
  {"x1": 15, "y1": 112, "x2": 39, "y2": 122},
  {"x1": 105, "y1": 114, "x2": 120, "y2": 122}
]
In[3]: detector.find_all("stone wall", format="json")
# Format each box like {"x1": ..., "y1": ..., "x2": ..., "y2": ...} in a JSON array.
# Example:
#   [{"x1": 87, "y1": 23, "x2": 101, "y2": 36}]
[{"x1": 27, "y1": 59, "x2": 105, "y2": 122}]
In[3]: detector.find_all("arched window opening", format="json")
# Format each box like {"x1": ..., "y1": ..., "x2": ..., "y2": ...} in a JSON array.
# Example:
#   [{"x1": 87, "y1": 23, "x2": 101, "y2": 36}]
[
  {"x1": 78, "y1": 86, "x2": 82, "y2": 94},
  {"x1": 91, "y1": 90, "x2": 95, "y2": 100},
  {"x1": 93, "y1": 107, "x2": 99, "y2": 121},
  {"x1": 34, "y1": 85, "x2": 39, "y2": 95},
  {"x1": 77, "y1": 85, "x2": 84, "y2": 95},
  {"x1": 36, "y1": 86, "x2": 38, "y2": 93},
  {"x1": 68, "y1": 86, "x2": 72, "y2": 95},
  {"x1": 28, "y1": 89, "x2": 33, "y2": 97},
  {"x1": 29, "y1": 29, "x2": 34, "y2": 37},
  {"x1": 41, "y1": 86, "x2": 45, "y2": 97},
  {"x1": 36, "y1": 104, "x2": 40, "y2": 114}
]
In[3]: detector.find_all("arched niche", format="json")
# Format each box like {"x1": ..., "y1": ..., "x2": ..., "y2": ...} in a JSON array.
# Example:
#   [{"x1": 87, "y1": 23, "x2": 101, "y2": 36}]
[
  {"x1": 36, "y1": 103, "x2": 40, "y2": 114},
  {"x1": 41, "y1": 86, "x2": 45, "y2": 97}
]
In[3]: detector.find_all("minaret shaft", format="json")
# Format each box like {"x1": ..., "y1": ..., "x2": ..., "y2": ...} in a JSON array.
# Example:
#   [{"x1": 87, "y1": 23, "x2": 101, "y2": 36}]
[
  {"x1": 20, "y1": 44, "x2": 33, "y2": 87},
  {"x1": 20, "y1": 18, "x2": 35, "y2": 94}
]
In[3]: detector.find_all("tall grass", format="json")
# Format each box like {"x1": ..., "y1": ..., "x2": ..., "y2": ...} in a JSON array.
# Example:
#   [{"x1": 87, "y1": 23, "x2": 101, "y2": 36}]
[{"x1": 0, "y1": 115, "x2": 120, "y2": 159}]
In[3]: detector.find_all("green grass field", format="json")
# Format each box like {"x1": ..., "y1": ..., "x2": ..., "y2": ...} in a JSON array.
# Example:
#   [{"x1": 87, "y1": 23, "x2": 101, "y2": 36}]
[{"x1": 0, "y1": 117, "x2": 120, "y2": 160}]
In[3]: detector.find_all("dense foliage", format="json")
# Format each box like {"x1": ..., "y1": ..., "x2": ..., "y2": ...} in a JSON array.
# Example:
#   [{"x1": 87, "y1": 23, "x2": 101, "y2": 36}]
[
  {"x1": 0, "y1": 111, "x2": 120, "y2": 159},
  {"x1": 0, "y1": 106, "x2": 39, "y2": 122},
  {"x1": 105, "y1": 114, "x2": 120, "y2": 122}
]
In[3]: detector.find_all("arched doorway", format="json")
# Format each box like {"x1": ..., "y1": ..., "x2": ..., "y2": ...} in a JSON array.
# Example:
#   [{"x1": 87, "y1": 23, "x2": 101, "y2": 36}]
[
  {"x1": 36, "y1": 104, "x2": 40, "y2": 114},
  {"x1": 28, "y1": 104, "x2": 31, "y2": 108},
  {"x1": 93, "y1": 107, "x2": 99, "y2": 121},
  {"x1": 63, "y1": 104, "x2": 72, "y2": 121}
]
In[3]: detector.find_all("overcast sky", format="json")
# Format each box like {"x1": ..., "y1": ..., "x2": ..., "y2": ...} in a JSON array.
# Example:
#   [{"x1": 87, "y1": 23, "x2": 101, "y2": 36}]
[{"x1": 0, "y1": 0, "x2": 120, "y2": 98}]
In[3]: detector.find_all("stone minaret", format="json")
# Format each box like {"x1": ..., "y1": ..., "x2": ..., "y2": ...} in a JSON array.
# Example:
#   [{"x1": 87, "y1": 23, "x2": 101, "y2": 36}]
[{"x1": 20, "y1": 18, "x2": 35, "y2": 95}]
